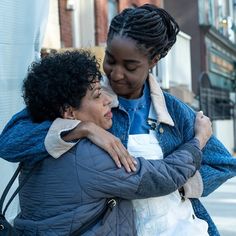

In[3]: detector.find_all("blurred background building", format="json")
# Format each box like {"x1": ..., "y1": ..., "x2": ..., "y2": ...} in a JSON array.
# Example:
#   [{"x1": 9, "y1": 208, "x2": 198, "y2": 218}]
[
  {"x1": 15, "y1": 0, "x2": 236, "y2": 152},
  {"x1": 1, "y1": 0, "x2": 236, "y2": 151},
  {"x1": 0, "y1": 0, "x2": 50, "y2": 222},
  {"x1": 164, "y1": 0, "x2": 236, "y2": 153}
]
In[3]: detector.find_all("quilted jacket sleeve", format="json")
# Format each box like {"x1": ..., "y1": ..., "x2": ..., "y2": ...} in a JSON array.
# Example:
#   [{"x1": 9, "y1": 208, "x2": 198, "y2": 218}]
[{"x1": 76, "y1": 138, "x2": 202, "y2": 199}]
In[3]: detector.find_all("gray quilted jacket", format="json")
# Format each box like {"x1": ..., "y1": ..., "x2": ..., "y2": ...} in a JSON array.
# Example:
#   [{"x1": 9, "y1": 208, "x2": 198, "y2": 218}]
[{"x1": 15, "y1": 138, "x2": 201, "y2": 235}]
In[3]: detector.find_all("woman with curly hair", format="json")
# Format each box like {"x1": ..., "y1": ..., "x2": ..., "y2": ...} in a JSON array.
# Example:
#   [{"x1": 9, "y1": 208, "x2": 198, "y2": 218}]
[
  {"x1": 1, "y1": 4, "x2": 236, "y2": 236},
  {"x1": 13, "y1": 50, "x2": 210, "y2": 235}
]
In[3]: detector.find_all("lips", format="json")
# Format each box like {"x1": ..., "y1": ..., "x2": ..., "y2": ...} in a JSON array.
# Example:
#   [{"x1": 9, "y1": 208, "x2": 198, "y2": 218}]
[
  {"x1": 110, "y1": 80, "x2": 126, "y2": 86},
  {"x1": 104, "y1": 110, "x2": 113, "y2": 119}
]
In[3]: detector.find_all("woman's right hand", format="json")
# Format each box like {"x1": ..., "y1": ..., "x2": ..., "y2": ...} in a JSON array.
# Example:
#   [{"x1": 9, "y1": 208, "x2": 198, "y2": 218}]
[
  {"x1": 64, "y1": 121, "x2": 137, "y2": 172},
  {"x1": 194, "y1": 111, "x2": 213, "y2": 150}
]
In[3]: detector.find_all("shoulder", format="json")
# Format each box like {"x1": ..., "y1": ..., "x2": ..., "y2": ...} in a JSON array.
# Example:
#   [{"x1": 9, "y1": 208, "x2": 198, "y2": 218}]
[
  {"x1": 164, "y1": 92, "x2": 192, "y2": 111},
  {"x1": 76, "y1": 138, "x2": 107, "y2": 156},
  {"x1": 74, "y1": 138, "x2": 116, "y2": 168},
  {"x1": 163, "y1": 92, "x2": 196, "y2": 120},
  {"x1": 163, "y1": 92, "x2": 196, "y2": 140},
  {"x1": 50, "y1": 138, "x2": 116, "y2": 174}
]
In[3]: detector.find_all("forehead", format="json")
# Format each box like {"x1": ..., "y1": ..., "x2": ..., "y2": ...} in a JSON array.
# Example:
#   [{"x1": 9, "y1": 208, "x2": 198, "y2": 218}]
[{"x1": 106, "y1": 36, "x2": 147, "y2": 60}]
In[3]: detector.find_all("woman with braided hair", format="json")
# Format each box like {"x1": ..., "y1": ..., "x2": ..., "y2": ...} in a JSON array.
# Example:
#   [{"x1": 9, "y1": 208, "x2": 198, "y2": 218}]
[{"x1": 1, "y1": 4, "x2": 236, "y2": 236}]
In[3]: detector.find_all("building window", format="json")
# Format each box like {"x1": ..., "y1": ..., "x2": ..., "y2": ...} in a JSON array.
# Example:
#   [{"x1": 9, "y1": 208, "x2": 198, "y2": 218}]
[
  {"x1": 200, "y1": 0, "x2": 236, "y2": 42},
  {"x1": 108, "y1": 0, "x2": 118, "y2": 25}
]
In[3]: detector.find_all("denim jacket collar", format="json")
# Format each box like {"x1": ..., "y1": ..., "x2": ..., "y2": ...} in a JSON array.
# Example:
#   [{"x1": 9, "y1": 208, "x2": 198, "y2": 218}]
[{"x1": 148, "y1": 74, "x2": 174, "y2": 126}]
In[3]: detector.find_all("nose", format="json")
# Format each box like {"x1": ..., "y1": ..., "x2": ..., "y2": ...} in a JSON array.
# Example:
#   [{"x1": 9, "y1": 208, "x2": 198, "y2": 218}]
[
  {"x1": 110, "y1": 65, "x2": 124, "y2": 81},
  {"x1": 103, "y1": 92, "x2": 113, "y2": 107}
]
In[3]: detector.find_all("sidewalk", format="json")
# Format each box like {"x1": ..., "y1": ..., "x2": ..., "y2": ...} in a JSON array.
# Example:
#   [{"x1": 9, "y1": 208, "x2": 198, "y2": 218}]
[{"x1": 201, "y1": 177, "x2": 236, "y2": 236}]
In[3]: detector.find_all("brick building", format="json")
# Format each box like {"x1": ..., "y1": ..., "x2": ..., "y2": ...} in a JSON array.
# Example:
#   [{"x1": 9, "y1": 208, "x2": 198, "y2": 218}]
[
  {"x1": 45, "y1": 0, "x2": 162, "y2": 49},
  {"x1": 94, "y1": 0, "x2": 162, "y2": 45},
  {"x1": 164, "y1": 0, "x2": 236, "y2": 152}
]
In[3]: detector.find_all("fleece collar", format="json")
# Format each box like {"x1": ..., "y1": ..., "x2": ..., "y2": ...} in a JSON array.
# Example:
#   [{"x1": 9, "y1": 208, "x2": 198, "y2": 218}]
[{"x1": 148, "y1": 74, "x2": 174, "y2": 126}]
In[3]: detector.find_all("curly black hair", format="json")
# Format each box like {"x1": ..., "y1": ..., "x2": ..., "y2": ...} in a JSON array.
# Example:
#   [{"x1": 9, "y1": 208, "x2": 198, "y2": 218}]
[
  {"x1": 23, "y1": 50, "x2": 102, "y2": 122},
  {"x1": 107, "y1": 4, "x2": 179, "y2": 60}
]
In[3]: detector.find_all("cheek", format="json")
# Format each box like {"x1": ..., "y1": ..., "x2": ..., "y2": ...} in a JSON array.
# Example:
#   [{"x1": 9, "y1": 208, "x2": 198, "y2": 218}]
[
  {"x1": 103, "y1": 59, "x2": 110, "y2": 72},
  {"x1": 103, "y1": 64, "x2": 111, "y2": 76},
  {"x1": 100, "y1": 113, "x2": 113, "y2": 129},
  {"x1": 128, "y1": 73, "x2": 146, "y2": 86},
  {"x1": 138, "y1": 70, "x2": 149, "y2": 84}
]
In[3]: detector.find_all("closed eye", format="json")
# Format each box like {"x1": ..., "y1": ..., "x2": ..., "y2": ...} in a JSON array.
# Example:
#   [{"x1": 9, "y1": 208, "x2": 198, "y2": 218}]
[
  {"x1": 94, "y1": 88, "x2": 102, "y2": 99},
  {"x1": 106, "y1": 57, "x2": 115, "y2": 65},
  {"x1": 126, "y1": 66, "x2": 137, "y2": 72},
  {"x1": 107, "y1": 58, "x2": 115, "y2": 65},
  {"x1": 95, "y1": 92, "x2": 102, "y2": 99}
]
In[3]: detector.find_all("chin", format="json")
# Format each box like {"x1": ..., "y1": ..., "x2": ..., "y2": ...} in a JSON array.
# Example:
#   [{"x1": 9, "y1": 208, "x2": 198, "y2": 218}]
[{"x1": 103, "y1": 121, "x2": 112, "y2": 130}]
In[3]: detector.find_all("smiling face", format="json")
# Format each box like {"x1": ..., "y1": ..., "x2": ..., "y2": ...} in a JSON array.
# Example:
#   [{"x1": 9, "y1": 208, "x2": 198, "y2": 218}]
[
  {"x1": 68, "y1": 81, "x2": 113, "y2": 130},
  {"x1": 103, "y1": 36, "x2": 155, "y2": 99}
]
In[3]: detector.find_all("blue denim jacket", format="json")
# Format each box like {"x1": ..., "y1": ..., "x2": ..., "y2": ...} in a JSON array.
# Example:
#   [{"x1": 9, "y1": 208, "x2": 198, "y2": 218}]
[
  {"x1": 80, "y1": 75, "x2": 236, "y2": 235},
  {"x1": 111, "y1": 91, "x2": 236, "y2": 235},
  {"x1": 1, "y1": 75, "x2": 236, "y2": 236}
]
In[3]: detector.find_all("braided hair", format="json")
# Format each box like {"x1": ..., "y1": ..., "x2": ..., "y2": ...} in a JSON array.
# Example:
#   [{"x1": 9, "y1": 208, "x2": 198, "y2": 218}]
[{"x1": 107, "y1": 4, "x2": 179, "y2": 60}]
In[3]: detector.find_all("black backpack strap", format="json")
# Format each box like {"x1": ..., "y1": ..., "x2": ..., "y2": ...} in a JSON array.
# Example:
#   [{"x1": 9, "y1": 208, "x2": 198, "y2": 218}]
[
  {"x1": 70, "y1": 198, "x2": 117, "y2": 236},
  {"x1": 0, "y1": 164, "x2": 22, "y2": 215},
  {"x1": 0, "y1": 162, "x2": 40, "y2": 216}
]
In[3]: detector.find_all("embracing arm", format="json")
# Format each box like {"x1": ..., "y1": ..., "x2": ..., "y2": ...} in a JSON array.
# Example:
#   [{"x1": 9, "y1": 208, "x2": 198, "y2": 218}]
[
  {"x1": 0, "y1": 109, "x2": 135, "y2": 171},
  {"x1": 46, "y1": 118, "x2": 137, "y2": 172},
  {"x1": 0, "y1": 109, "x2": 51, "y2": 163},
  {"x1": 167, "y1": 94, "x2": 236, "y2": 197},
  {"x1": 200, "y1": 136, "x2": 236, "y2": 196},
  {"x1": 76, "y1": 137, "x2": 202, "y2": 199}
]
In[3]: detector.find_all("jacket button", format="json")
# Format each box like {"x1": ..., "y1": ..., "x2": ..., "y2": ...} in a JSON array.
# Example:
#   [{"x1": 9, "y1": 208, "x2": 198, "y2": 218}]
[{"x1": 159, "y1": 127, "x2": 164, "y2": 134}]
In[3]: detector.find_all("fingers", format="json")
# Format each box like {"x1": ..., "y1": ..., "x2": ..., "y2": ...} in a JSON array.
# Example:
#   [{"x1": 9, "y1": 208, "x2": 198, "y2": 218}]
[
  {"x1": 194, "y1": 111, "x2": 213, "y2": 149},
  {"x1": 110, "y1": 139, "x2": 137, "y2": 172},
  {"x1": 107, "y1": 148, "x2": 122, "y2": 168},
  {"x1": 102, "y1": 136, "x2": 137, "y2": 173},
  {"x1": 86, "y1": 123, "x2": 137, "y2": 173},
  {"x1": 125, "y1": 155, "x2": 137, "y2": 172},
  {"x1": 199, "y1": 110, "x2": 203, "y2": 116},
  {"x1": 112, "y1": 143, "x2": 131, "y2": 172},
  {"x1": 120, "y1": 153, "x2": 137, "y2": 173},
  {"x1": 108, "y1": 149, "x2": 136, "y2": 173},
  {"x1": 196, "y1": 111, "x2": 211, "y2": 122},
  {"x1": 196, "y1": 111, "x2": 204, "y2": 119}
]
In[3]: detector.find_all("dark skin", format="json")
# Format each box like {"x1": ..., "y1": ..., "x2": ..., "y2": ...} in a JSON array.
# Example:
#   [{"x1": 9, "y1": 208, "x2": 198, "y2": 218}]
[
  {"x1": 103, "y1": 36, "x2": 156, "y2": 99},
  {"x1": 63, "y1": 36, "x2": 212, "y2": 171}
]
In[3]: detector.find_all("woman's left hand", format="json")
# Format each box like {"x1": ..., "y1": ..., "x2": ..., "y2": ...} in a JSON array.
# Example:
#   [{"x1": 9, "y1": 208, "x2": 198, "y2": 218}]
[{"x1": 63, "y1": 121, "x2": 137, "y2": 172}]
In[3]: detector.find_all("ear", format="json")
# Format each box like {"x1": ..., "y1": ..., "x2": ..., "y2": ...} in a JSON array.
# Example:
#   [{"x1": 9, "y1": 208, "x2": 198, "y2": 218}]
[
  {"x1": 62, "y1": 106, "x2": 76, "y2": 120},
  {"x1": 149, "y1": 54, "x2": 160, "y2": 69}
]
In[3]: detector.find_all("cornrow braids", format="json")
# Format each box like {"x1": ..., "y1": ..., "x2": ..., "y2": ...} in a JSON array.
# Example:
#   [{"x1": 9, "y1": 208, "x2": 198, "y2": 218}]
[{"x1": 107, "y1": 4, "x2": 179, "y2": 60}]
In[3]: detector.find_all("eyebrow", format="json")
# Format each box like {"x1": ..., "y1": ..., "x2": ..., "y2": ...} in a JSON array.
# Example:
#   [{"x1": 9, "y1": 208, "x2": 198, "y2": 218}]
[
  {"x1": 91, "y1": 85, "x2": 101, "y2": 95},
  {"x1": 105, "y1": 50, "x2": 141, "y2": 64}
]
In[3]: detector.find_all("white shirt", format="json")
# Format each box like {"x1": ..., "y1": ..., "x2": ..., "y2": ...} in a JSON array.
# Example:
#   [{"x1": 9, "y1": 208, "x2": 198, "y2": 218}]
[{"x1": 128, "y1": 131, "x2": 209, "y2": 236}]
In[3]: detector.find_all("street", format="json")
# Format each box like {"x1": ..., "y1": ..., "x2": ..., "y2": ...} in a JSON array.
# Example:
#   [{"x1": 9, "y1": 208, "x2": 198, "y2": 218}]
[{"x1": 202, "y1": 177, "x2": 236, "y2": 236}]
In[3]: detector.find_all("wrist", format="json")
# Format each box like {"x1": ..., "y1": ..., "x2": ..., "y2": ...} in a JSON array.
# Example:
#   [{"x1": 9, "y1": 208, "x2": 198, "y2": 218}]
[
  {"x1": 62, "y1": 121, "x2": 92, "y2": 141},
  {"x1": 194, "y1": 135, "x2": 205, "y2": 150},
  {"x1": 75, "y1": 121, "x2": 93, "y2": 139}
]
